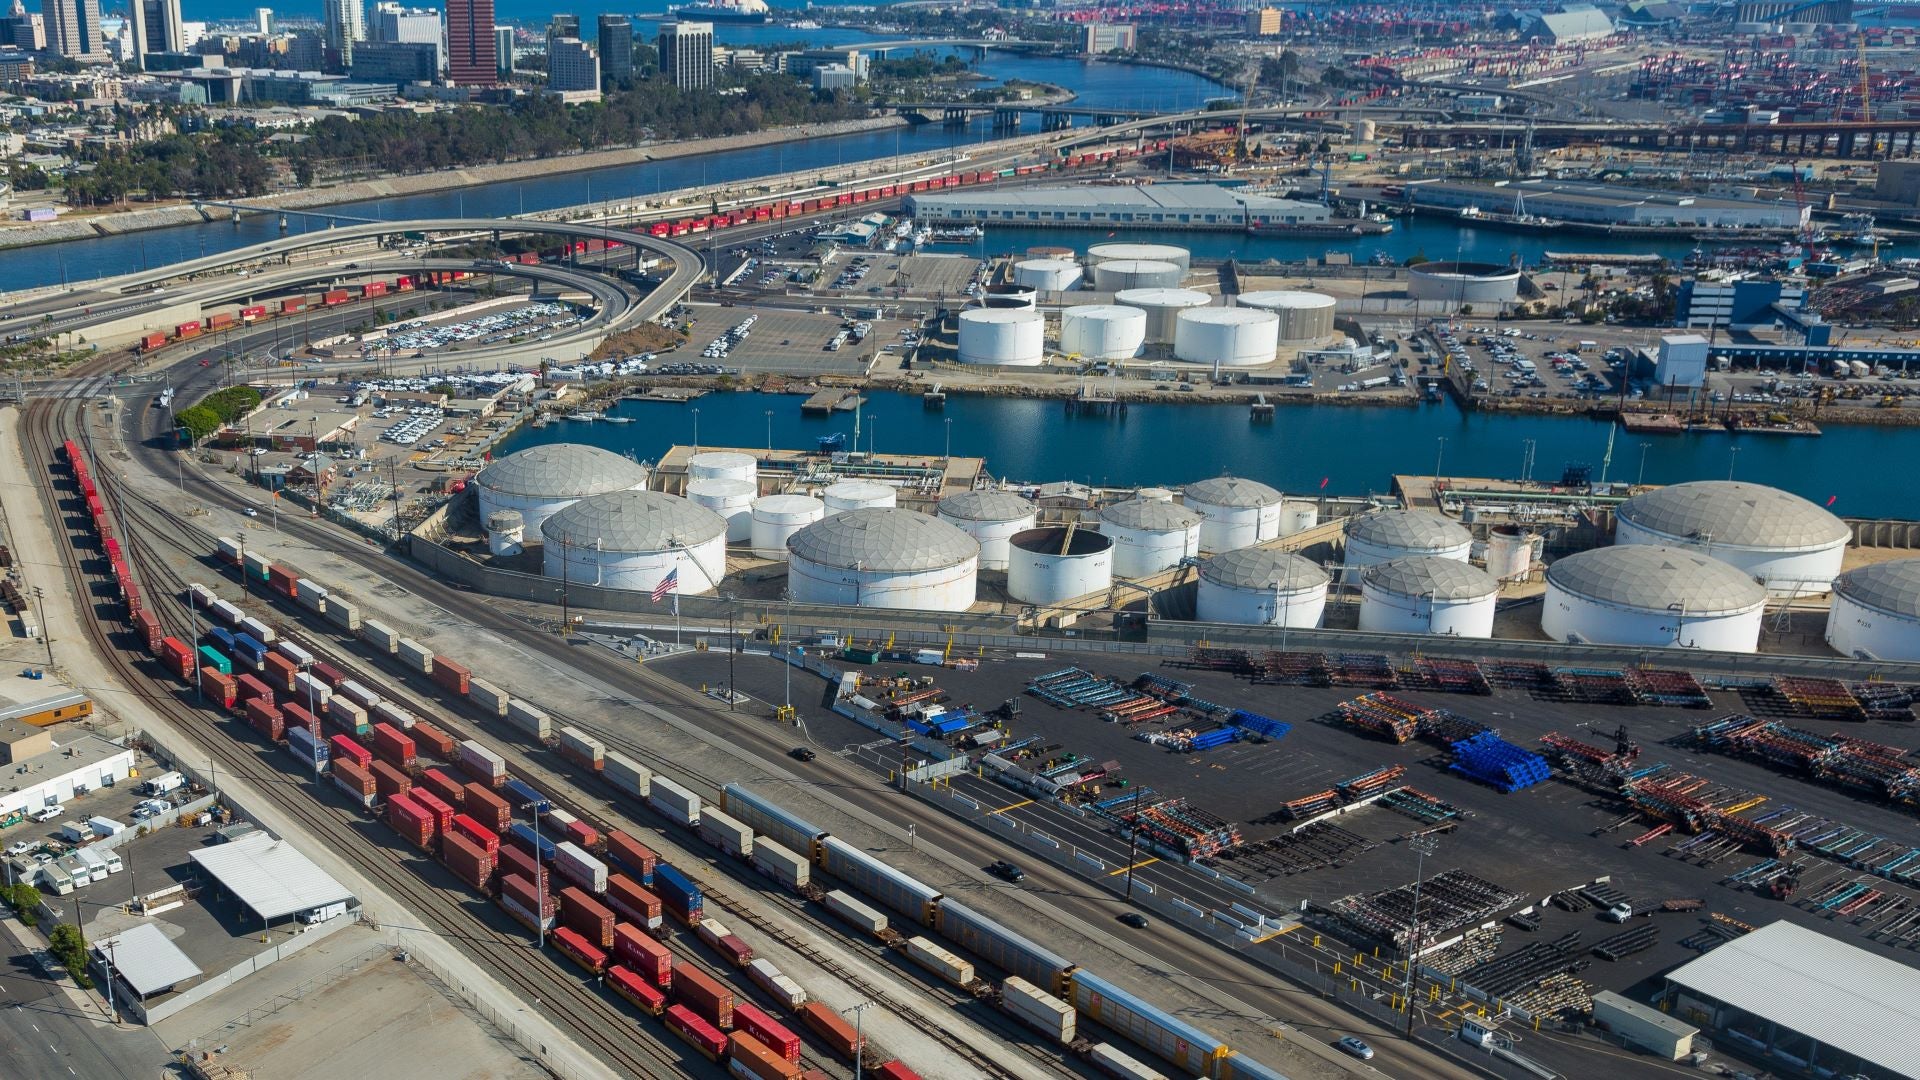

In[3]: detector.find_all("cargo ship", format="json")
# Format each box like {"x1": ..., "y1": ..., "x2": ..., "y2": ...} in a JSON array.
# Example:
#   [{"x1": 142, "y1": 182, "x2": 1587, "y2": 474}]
[{"x1": 672, "y1": 0, "x2": 769, "y2": 22}]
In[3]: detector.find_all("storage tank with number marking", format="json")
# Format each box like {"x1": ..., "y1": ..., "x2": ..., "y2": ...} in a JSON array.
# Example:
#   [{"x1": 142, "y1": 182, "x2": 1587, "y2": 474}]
[
  {"x1": 1613, "y1": 480, "x2": 1848, "y2": 597},
  {"x1": 1098, "y1": 499, "x2": 1201, "y2": 577},
  {"x1": 1174, "y1": 307, "x2": 1280, "y2": 368},
  {"x1": 750, "y1": 495, "x2": 825, "y2": 561},
  {"x1": 937, "y1": 490, "x2": 1038, "y2": 572},
  {"x1": 541, "y1": 490, "x2": 727, "y2": 596},
  {"x1": 1344, "y1": 509, "x2": 1473, "y2": 567},
  {"x1": 788, "y1": 509, "x2": 979, "y2": 611},
  {"x1": 1007, "y1": 527, "x2": 1114, "y2": 606},
  {"x1": 1197, "y1": 549, "x2": 1328, "y2": 628},
  {"x1": 958, "y1": 308, "x2": 1045, "y2": 366},
  {"x1": 1827, "y1": 559, "x2": 1920, "y2": 661},
  {"x1": 1183, "y1": 476, "x2": 1284, "y2": 554},
  {"x1": 1059, "y1": 305, "x2": 1147, "y2": 360},
  {"x1": 1543, "y1": 545, "x2": 1765, "y2": 652},
  {"x1": 475, "y1": 444, "x2": 649, "y2": 535},
  {"x1": 1360, "y1": 556, "x2": 1498, "y2": 637}
]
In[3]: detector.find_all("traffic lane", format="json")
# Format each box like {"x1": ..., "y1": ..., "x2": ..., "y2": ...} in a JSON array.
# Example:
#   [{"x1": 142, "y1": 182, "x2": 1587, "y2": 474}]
[{"x1": 0, "y1": 959, "x2": 157, "y2": 1080}]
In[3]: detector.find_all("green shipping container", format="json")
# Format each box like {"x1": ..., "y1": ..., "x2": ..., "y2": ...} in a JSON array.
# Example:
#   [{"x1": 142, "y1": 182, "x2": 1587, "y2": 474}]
[
  {"x1": 197, "y1": 645, "x2": 232, "y2": 675},
  {"x1": 841, "y1": 647, "x2": 880, "y2": 665}
]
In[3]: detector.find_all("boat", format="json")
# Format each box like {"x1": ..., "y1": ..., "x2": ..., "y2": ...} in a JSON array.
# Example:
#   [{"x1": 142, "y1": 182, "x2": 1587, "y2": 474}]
[
  {"x1": 673, "y1": 0, "x2": 769, "y2": 22},
  {"x1": 1833, "y1": 212, "x2": 1886, "y2": 247},
  {"x1": 786, "y1": 18, "x2": 821, "y2": 29},
  {"x1": 566, "y1": 411, "x2": 602, "y2": 422},
  {"x1": 1459, "y1": 206, "x2": 1484, "y2": 220},
  {"x1": 929, "y1": 226, "x2": 985, "y2": 242},
  {"x1": 603, "y1": 416, "x2": 635, "y2": 424},
  {"x1": 1370, "y1": 251, "x2": 1398, "y2": 267}
]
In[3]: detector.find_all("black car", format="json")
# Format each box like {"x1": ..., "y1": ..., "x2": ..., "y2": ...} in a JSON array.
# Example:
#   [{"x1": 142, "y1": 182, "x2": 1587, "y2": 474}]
[
  {"x1": 1118, "y1": 912, "x2": 1149, "y2": 929},
  {"x1": 788, "y1": 746, "x2": 816, "y2": 762},
  {"x1": 988, "y1": 860, "x2": 1025, "y2": 883}
]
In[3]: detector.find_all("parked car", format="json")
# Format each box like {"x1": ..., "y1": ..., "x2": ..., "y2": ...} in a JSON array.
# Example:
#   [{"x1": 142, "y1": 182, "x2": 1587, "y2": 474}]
[{"x1": 28, "y1": 806, "x2": 63, "y2": 823}]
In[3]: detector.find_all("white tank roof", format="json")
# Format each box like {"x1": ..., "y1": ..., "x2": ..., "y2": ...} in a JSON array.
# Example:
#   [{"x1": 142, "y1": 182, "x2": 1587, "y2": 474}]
[
  {"x1": 1363, "y1": 555, "x2": 1498, "y2": 600},
  {"x1": 1547, "y1": 545, "x2": 1766, "y2": 614},
  {"x1": 959, "y1": 307, "x2": 1044, "y2": 327},
  {"x1": 1236, "y1": 290, "x2": 1336, "y2": 310},
  {"x1": 475, "y1": 443, "x2": 647, "y2": 498},
  {"x1": 1089, "y1": 242, "x2": 1189, "y2": 262},
  {"x1": 1201, "y1": 548, "x2": 1328, "y2": 591},
  {"x1": 541, "y1": 489, "x2": 727, "y2": 553},
  {"x1": 1100, "y1": 498, "x2": 1202, "y2": 530},
  {"x1": 1833, "y1": 559, "x2": 1920, "y2": 619},
  {"x1": 1617, "y1": 480, "x2": 1849, "y2": 549},
  {"x1": 788, "y1": 508, "x2": 979, "y2": 572},
  {"x1": 939, "y1": 490, "x2": 1037, "y2": 522},
  {"x1": 754, "y1": 493, "x2": 824, "y2": 515},
  {"x1": 1184, "y1": 476, "x2": 1284, "y2": 508},
  {"x1": 1114, "y1": 287, "x2": 1210, "y2": 308},
  {"x1": 1346, "y1": 509, "x2": 1471, "y2": 551}
]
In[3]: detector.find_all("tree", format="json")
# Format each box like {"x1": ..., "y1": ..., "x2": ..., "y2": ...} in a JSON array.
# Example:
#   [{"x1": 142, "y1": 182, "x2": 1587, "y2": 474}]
[
  {"x1": 176, "y1": 404, "x2": 223, "y2": 442},
  {"x1": 49, "y1": 922, "x2": 88, "y2": 985}
]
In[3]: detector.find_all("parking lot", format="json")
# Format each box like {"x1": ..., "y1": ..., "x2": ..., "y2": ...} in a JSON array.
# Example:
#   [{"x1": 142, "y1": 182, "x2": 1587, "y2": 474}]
[
  {"x1": 809, "y1": 252, "x2": 985, "y2": 300},
  {"x1": 364, "y1": 301, "x2": 581, "y2": 359},
  {"x1": 1423, "y1": 323, "x2": 1625, "y2": 400},
  {"x1": 681, "y1": 304, "x2": 914, "y2": 376}
]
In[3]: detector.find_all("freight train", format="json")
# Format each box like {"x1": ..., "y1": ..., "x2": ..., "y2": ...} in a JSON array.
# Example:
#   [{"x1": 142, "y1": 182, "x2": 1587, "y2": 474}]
[
  {"x1": 137, "y1": 274, "x2": 436, "y2": 353},
  {"x1": 196, "y1": 537, "x2": 1287, "y2": 1080},
  {"x1": 58, "y1": 440, "x2": 155, "y2": 650}
]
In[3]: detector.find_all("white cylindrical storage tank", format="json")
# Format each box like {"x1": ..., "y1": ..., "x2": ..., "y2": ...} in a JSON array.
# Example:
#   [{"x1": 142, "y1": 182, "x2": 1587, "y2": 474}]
[
  {"x1": 749, "y1": 494, "x2": 824, "y2": 560},
  {"x1": 1543, "y1": 545, "x2": 1766, "y2": 652},
  {"x1": 1098, "y1": 499, "x2": 1202, "y2": 578},
  {"x1": 1359, "y1": 556, "x2": 1498, "y2": 638},
  {"x1": 1059, "y1": 305, "x2": 1147, "y2": 360},
  {"x1": 936, "y1": 490, "x2": 1037, "y2": 572},
  {"x1": 1138, "y1": 487, "x2": 1176, "y2": 503},
  {"x1": 1007, "y1": 527, "x2": 1114, "y2": 605},
  {"x1": 1196, "y1": 548, "x2": 1328, "y2": 628},
  {"x1": 1092, "y1": 259, "x2": 1183, "y2": 292},
  {"x1": 1278, "y1": 500, "x2": 1319, "y2": 538},
  {"x1": 823, "y1": 480, "x2": 897, "y2": 516},
  {"x1": 688, "y1": 451, "x2": 757, "y2": 484},
  {"x1": 540, "y1": 490, "x2": 727, "y2": 596},
  {"x1": 1485, "y1": 524, "x2": 1537, "y2": 582},
  {"x1": 1613, "y1": 480, "x2": 1849, "y2": 597},
  {"x1": 984, "y1": 283, "x2": 1038, "y2": 309},
  {"x1": 1174, "y1": 307, "x2": 1280, "y2": 368},
  {"x1": 957, "y1": 308, "x2": 1045, "y2": 366},
  {"x1": 486, "y1": 509, "x2": 525, "y2": 558},
  {"x1": 474, "y1": 443, "x2": 649, "y2": 536},
  {"x1": 1344, "y1": 510, "x2": 1473, "y2": 568},
  {"x1": 1115, "y1": 288, "x2": 1210, "y2": 345},
  {"x1": 1088, "y1": 242, "x2": 1191, "y2": 274},
  {"x1": 1234, "y1": 290, "x2": 1337, "y2": 343},
  {"x1": 1014, "y1": 258, "x2": 1083, "y2": 292},
  {"x1": 788, "y1": 508, "x2": 979, "y2": 611},
  {"x1": 687, "y1": 477, "x2": 756, "y2": 543},
  {"x1": 1183, "y1": 476, "x2": 1285, "y2": 554},
  {"x1": 1827, "y1": 559, "x2": 1920, "y2": 661}
]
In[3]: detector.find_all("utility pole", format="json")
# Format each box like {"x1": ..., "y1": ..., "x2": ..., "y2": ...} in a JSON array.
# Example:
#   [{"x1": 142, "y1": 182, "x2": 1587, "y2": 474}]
[
  {"x1": 31, "y1": 586, "x2": 51, "y2": 669},
  {"x1": 1123, "y1": 786, "x2": 1145, "y2": 902}
]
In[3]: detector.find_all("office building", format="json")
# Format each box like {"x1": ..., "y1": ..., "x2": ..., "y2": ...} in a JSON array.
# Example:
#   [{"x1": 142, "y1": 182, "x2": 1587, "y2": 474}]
[
  {"x1": 445, "y1": 0, "x2": 494, "y2": 85},
  {"x1": 351, "y1": 39, "x2": 436, "y2": 83},
  {"x1": 547, "y1": 34, "x2": 598, "y2": 96},
  {"x1": 42, "y1": 0, "x2": 106, "y2": 60},
  {"x1": 3, "y1": 0, "x2": 46, "y2": 50},
  {"x1": 780, "y1": 46, "x2": 866, "y2": 82},
  {"x1": 546, "y1": 12, "x2": 576, "y2": 48},
  {"x1": 657, "y1": 19, "x2": 711, "y2": 90},
  {"x1": 596, "y1": 13, "x2": 630, "y2": 85},
  {"x1": 1246, "y1": 7, "x2": 1282, "y2": 35},
  {"x1": 254, "y1": 6, "x2": 271, "y2": 33},
  {"x1": 128, "y1": 0, "x2": 183, "y2": 69},
  {"x1": 811, "y1": 62, "x2": 853, "y2": 91},
  {"x1": 322, "y1": 0, "x2": 365, "y2": 67},
  {"x1": 1675, "y1": 278, "x2": 1809, "y2": 331},
  {"x1": 371, "y1": 3, "x2": 440, "y2": 73},
  {"x1": 493, "y1": 23, "x2": 510, "y2": 77},
  {"x1": 1081, "y1": 22, "x2": 1135, "y2": 54}
]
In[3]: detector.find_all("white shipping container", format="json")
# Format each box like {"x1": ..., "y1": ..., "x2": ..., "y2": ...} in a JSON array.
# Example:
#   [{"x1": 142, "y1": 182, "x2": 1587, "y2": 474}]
[
  {"x1": 906, "y1": 936, "x2": 974, "y2": 987},
  {"x1": 469, "y1": 678, "x2": 509, "y2": 716},
  {"x1": 324, "y1": 598, "x2": 361, "y2": 632},
  {"x1": 558, "y1": 726, "x2": 603, "y2": 766},
  {"x1": 397, "y1": 638, "x2": 434, "y2": 674},
  {"x1": 1001, "y1": 977, "x2": 1076, "y2": 1044},
  {"x1": 698, "y1": 807, "x2": 753, "y2": 858},
  {"x1": 210, "y1": 599, "x2": 244, "y2": 627},
  {"x1": 293, "y1": 673, "x2": 332, "y2": 708},
  {"x1": 217, "y1": 538, "x2": 243, "y2": 563},
  {"x1": 361, "y1": 620, "x2": 400, "y2": 653},
  {"x1": 275, "y1": 641, "x2": 315, "y2": 667},
  {"x1": 749, "y1": 839, "x2": 809, "y2": 890},
  {"x1": 190, "y1": 583, "x2": 216, "y2": 609},
  {"x1": 824, "y1": 890, "x2": 888, "y2": 935},
  {"x1": 695, "y1": 916, "x2": 732, "y2": 950},
  {"x1": 603, "y1": 751, "x2": 651, "y2": 797},
  {"x1": 554, "y1": 841, "x2": 608, "y2": 894},
  {"x1": 239, "y1": 616, "x2": 276, "y2": 644},
  {"x1": 507, "y1": 699, "x2": 552, "y2": 741},
  {"x1": 545, "y1": 807, "x2": 579, "y2": 830},
  {"x1": 1087, "y1": 1044, "x2": 1168, "y2": 1080},
  {"x1": 294, "y1": 579, "x2": 327, "y2": 612},
  {"x1": 371, "y1": 701, "x2": 415, "y2": 730},
  {"x1": 338, "y1": 680, "x2": 380, "y2": 709},
  {"x1": 328, "y1": 697, "x2": 366, "y2": 727},
  {"x1": 647, "y1": 776, "x2": 700, "y2": 827},
  {"x1": 746, "y1": 959, "x2": 808, "y2": 1009},
  {"x1": 458, "y1": 740, "x2": 507, "y2": 782}
]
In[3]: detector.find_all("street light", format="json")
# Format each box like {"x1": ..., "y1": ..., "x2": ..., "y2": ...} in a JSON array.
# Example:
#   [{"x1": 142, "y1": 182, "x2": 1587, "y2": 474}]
[
  {"x1": 724, "y1": 593, "x2": 737, "y2": 711},
  {"x1": 765, "y1": 410, "x2": 773, "y2": 452},
  {"x1": 845, "y1": 1001, "x2": 872, "y2": 1080},
  {"x1": 1636, "y1": 441, "x2": 1651, "y2": 487},
  {"x1": 944, "y1": 417, "x2": 953, "y2": 462},
  {"x1": 1401, "y1": 833, "x2": 1438, "y2": 1036},
  {"x1": 691, "y1": 408, "x2": 700, "y2": 455},
  {"x1": 1433, "y1": 436, "x2": 1447, "y2": 486}
]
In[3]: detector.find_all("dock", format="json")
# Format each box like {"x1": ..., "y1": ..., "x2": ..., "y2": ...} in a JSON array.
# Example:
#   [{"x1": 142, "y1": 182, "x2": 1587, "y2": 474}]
[
  {"x1": 801, "y1": 388, "x2": 866, "y2": 414},
  {"x1": 1250, "y1": 394, "x2": 1274, "y2": 422},
  {"x1": 923, "y1": 383, "x2": 946, "y2": 410},
  {"x1": 626, "y1": 387, "x2": 709, "y2": 403},
  {"x1": 1619, "y1": 412, "x2": 1687, "y2": 434}
]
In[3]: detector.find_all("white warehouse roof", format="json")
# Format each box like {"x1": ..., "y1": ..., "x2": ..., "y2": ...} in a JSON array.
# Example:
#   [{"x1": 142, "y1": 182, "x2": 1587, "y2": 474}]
[
  {"x1": 475, "y1": 444, "x2": 648, "y2": 499},
  {"x1": 1547, "y1": 545, "x2": 1765, "y2": 614},
  {"x1": 789, "y1": 508, "x2": 979, "y2": 572},
  {"x1": 93, "y1": 923, "x2": 202, "y2": 998},
  {"x1": 541, "y1": 490, "x2": 727, "y2": 553},
  {"x1": 1833, "y1": 558, "x2": 1920, "y2": 618},
  {"x1": 189, "y1": 832, "x2": 355, "y2": 922},
  {"x1": 1666, "y1": 920, "x2": 1920, "y2": 1079},
  {"x1": 1617, "y1": 481, "x2": 1849, "y2": 550}
]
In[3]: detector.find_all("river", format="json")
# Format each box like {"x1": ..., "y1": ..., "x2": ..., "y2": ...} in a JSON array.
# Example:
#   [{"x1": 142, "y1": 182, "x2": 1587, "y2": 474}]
[{"x1": 490, "y1": 390, "x2": 1920, "y2": 520}]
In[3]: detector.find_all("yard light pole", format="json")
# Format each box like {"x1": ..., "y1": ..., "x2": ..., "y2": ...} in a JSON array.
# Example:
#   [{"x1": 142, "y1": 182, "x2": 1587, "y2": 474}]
[
  {"x1": 725, "y1": 593, "x2": 737, "y2": 711},
  {"x1": 765, "y1": 410, "x2": 773, "y2": 452},
  {"x1": 1433, "y1": 436, "x2": 1447, "y2": 486},
  {"x1": 524, "y1": 800, "x2": 547, "y2": 948},
  {"x1": 1637, "y1": 441, "x2": 1651, "y2": 487},
  {"x1": 1402, "y1": 834, "x2": 1438, "y2": 1036},
  {"x1": 846, "y1": 1001, "x2": 872, "y2": 1080},
  {"x1": 1123, "y1": 786, "x2": 1145, "y2": 903}
]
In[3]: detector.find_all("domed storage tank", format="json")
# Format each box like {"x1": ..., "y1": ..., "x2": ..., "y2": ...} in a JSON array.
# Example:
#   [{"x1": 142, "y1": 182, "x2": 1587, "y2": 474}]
[
  {"x1": 1196, "y1": 548, "x2": 1328, "y2": 628},
  {"x1": 541, "y1": 490, "x2": 727, "y2": 596},
  {"x1": 1007, "y1": 527, "x2": 1114, "y2": 605},
  {"x1": 750, "y1": 494, "x2": 824, "y2": 561},
  {"x1": 1235, "y1": 291, "x2": 1337, "y2": 343},
  {"x1": 688, "y1": 451, "x2": 757, "y2": 485},
  {"x1": 687, "y1": 477, "x2": 756, "y2": 543},
  {"x1": 1543, "y1": 545, "x2": 1765, "y2": 652},
  {"x1": 1092, "y1": 259, "x2": 1183, "y2": 292},
  {"x1": 936, "y1": 490, "x2": 1037, "y2": 571},
  {"x1": 788, "y1": 508, "x2": 979, "y2": 611},
  {"x1": 1115, "y1": 288, "x2": 1210, "y2": 345},
  {"x1": 475, "y1": 443, "x2": 650, "y2": 535},
  {"x1": 487, "y1": 510, "x2": 525, "y2": 558},
  {"x1": 1613, "y1": 480, "x2": 1849, "y2": 597},
  {"x1": 823, "y1": 480, "x2": 897, "y2": 516},
  {"x1": 1059, "y1": 305, "x2": 1148, "y2": 360},
  {"x1": 1014, "y1": 259, "x2": 1083, "y2": 292},
  {"x1": 1174, "y1": 307, "x2": 1280, "y2": 367},
  {"x1": 1098, "y1": 499, "x2": 1202, "y2": 578},
  {"x1": 1138, "y1": 487, "x2": 1176, "y2": 503},
  {"x1": 1345, "y1": 510, "x2": 1473, "y2": 568},
  {"x1": 1359, "y1": 556, "x2": 1498, "y2": 638},
  {"x1": 983, "y1": 283, "x2": 1038, "y2": 310},
  {"x1": 1088, "y1": 242, "x2": 1191, "y2": 274},
  {"x1": 1278, "y1": 501, "x2": 1319, "y2": 537},
  {"x1": 1183, "y1": 476, "x2": 1284, "y2": 553},
  {"x1": 958, "y1": 308, "x2": 1045, "y2": 366},
  {"x1": 1827, "y1": 559, "x2": 1920, "y2": 660}
]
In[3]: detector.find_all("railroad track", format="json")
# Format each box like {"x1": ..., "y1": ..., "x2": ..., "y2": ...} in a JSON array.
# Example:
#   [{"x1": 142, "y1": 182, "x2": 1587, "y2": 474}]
[{"x1": 20, "y1": 398, "x2": 709, "y2": 1080}]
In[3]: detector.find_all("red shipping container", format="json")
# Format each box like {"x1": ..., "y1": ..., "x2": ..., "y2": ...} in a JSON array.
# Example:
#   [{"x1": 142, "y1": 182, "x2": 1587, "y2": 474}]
[
  {"x1": 796, "y1": 1002, "x2": 862, "y2": 1061},
  {"x1": 872, "y1": 1062, "x2": 922, "y2": 1080},
  {"x1": 500, "y1": 843, "x2": 541, "y2": 888},
  {"x1": 244, "y1": 698, "x2": 284, "y2": 741},
  {"x1": 202, "y1": 669, "x2": 237, "y2": 709},
  {"x1": 411, "y1": 721, "x2": 458, "y2": 760},
  {"x1": 606, "y1": 831, "x2": 657, "y2": 883},
  {"x1": 672, "y1": 965, "x2": 733, "y2": 1030},
  {"x1": 451, "y1": 814, "x2": 499, "y2": 854},
  {"x1": 330, "y1": 734, "x2": 373, "y2": 768},
  {"x1": 370, "y1": 759, "x2": 411, "y2": 802},
  {"x1": 209, "y1": 312, "x2": 235, "y2": 330},
  {"x1": 283, "y1": 700, "x2": 317, "y2": 732},
  {"x1": 564, "y1": 819, "x2": 599, "y2": 851},
  {"x1": 267, "y1": 566, "x2": 296, "y2": 598},
  {"x1": 159, "y1": 638, "x2": 193, "y2": 679},
  {"x1": 716, "y1": 935, "x2": 753, "y2": 968},
  {"x1": 733, "y1": 1003, "x2": 801, "y2": 1063},
  {"x1": 241, "y1": 305, "x2": 267, "y2": 320},
  {"x1": 140, "y1": 332, "x2": 167, "y2": 350},
  {"x1": 324, "y1": 289, "x2": 349, "y2": 305},
  {"x1": 666, "y1": 1005, "x2": 727, "y2": 1062},
  {"x1": 502, "y1": 872, "x2": 555, "y2": 916},
  {"x1": 371, "y1": 722, "x2": 417, "y2": 771},
  {"x1": 134, "y1": 609, "x2": 162, "y2": 653},
  {"x1": 605, "y1": 876, "x2": 661, "y2": 929},
  {"x1": 559, "y1": 886, "x2": 614, "y2": 949},
  {"x1": 464, "y1": 784, "x2": 511, "y2": 832},
  {"x1": 236, "y1": 673, "x2": 273, "y2": 708},
  {"x1": 422, "y1": 768, "x2": 467, "y2": 808},
  {"x1": 386, "y1": 793, "x2": 436, "y2": 850},
  {"x1": 263, "y1": 652, "x2": 298, "y2": 693},
  {"x1": 431, "y1": 657, "x2": 470, "y2": 695},
  {"x1": 607, "y1": 965, "x2": 666, "y2": 1015},
  {"x1": 176, "y1": 320, "x2": 202, "y2": 337},
  {"x1": 612, "y1": 924, "x2": 671, "y2": 987},
  {"x1": 312, "y1": 661, "x2": 346, "y2": 688},
  {"x1": 728, "y1": 1032, "x2": 800, "y2": 1080},
  {"x1": 440, "y1": 831, "x2": 495, "y2": 890},
  {"x1": 333, "y1": 757, "x2": 377, "y2": 796},
  {"x1": 410, "y1": 788, "x2": 456, "y2": 833}
]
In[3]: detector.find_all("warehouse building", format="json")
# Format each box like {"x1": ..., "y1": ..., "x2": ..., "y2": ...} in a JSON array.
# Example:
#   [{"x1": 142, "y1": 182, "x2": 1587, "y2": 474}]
[
  {"x1": 1520, "y1": 7, "x2": 1615, "y2": 43},
  {"x1": 1409, "y1": 181, "x2": 1805, "y2": 230},
  {"x1": 188, "y1": 831, "x2": 358, "y2": 929},
  {"x1": 0, "y1": 734, "x2": 135, "y2": 826},
  {"x1": 1663, "y1": 921, "x2": 1920, "y2": 1080},
  {"x1": 905, "y1": 183, "x2": 1331, "y2": 232}
]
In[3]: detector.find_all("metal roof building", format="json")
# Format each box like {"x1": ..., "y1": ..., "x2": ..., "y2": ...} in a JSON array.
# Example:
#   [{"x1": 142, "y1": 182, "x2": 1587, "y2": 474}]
[
  {"x1": 93, "y1": 922, "x2": 203, "y2": 1001},
  {"x1": 1523, "y1": 8, "x2": 1615, "y2": 42},
  {"x1": 188, "y1": 832, "x2": 356, "y2": 924},
  {"x1": 904, "y1": 182, "x2": 1331, "y2": 232},
  {"x1": 1664, "y1": 920, "x2": 1920, "y2": 1079}
]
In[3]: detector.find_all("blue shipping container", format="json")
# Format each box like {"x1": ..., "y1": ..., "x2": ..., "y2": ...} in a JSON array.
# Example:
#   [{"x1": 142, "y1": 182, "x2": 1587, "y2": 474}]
[
  {"x1": 504, "y1": 779, "x2": 551, "y2": 817},
  {"x1": 653, "y1": 863, "x2": 702, "y2": 913},
  {"x1": 232, "y1": 633, "x2": 268, "y2": 670},
  {"x1": 206, "y1": 626, "x2": 237, "y2": 652},
  {"x1": 508, "y1": 822, "x2": 557, "y2": 862},
  {"x1": 286, "y1": 725, "x2": 329, "y2": 771}
]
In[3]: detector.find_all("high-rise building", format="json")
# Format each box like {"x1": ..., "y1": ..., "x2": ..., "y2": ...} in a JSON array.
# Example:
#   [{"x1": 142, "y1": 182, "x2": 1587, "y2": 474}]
[
  {"x1": 656, "y1": 19, "x2": 711, "y2": 91},
  {"x1": 1245, "y1": 7, "x2": 1282, "y2": 36},
  {"x1": 2, "y1": 0, "x2": 45, "y2": 50},
  {"x1": 545, "y1": 13, "x2": 575, "y2": 49},
  {"x1": 322, "y1": 0, "x2": 365, "y2": 67},
  {"x1": 350, "y1": 39, "x2": 436, "y2": 83},
  {"x1": 254, "y1": 6, "x2": 271, "y2": 34},
  {"x1": 444, "y1": 0, "x2": 495, "y2": 85},
  {"x1": 127, "y1": 0, "x2": 182, "y2": 69},
  {"x1": 596, "y1": 13, "x2": 630, "y2": 86},
  {"x1": 371, "y1": 3, "x2": 440, "y2": 74},
  {"x1": 41, "y1": 0, "x2": 106, "y2": 61},
  {"x1": 1081, "y1": 22, "x2": 1135, "y2": 55},
  {"x1": 493, "y1": 23, "x2": 511, "y2": 77},
  {"x1": 546, "y1": 35, "x2": 597, "y2": 95}
]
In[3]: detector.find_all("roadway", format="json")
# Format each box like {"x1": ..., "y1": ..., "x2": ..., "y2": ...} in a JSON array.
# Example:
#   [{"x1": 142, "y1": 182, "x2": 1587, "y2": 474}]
[{"x1": 0, "y1": 938, "x2": 164, "y2": 1080}]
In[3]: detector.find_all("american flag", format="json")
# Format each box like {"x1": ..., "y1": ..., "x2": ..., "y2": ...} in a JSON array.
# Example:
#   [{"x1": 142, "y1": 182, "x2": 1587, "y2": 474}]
[{"x1": 651, "y1": 568, "x2": 678, "y2": 603}]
